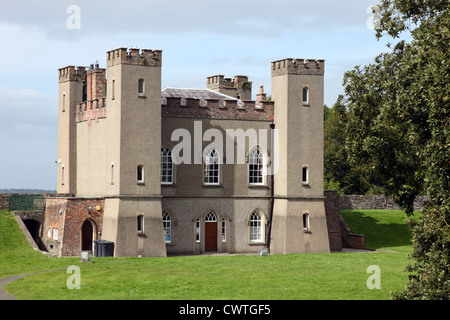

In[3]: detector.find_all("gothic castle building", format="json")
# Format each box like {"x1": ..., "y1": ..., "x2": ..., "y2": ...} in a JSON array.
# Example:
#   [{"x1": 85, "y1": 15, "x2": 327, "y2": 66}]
[{"x1": 44, "y1": 47, "x2": 333, "y2": 257}]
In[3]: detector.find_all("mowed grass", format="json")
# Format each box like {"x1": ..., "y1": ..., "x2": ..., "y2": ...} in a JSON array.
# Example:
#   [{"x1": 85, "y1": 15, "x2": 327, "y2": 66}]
[{"x1": 1, "y1": 209, "x2": 421, "y2": 300}]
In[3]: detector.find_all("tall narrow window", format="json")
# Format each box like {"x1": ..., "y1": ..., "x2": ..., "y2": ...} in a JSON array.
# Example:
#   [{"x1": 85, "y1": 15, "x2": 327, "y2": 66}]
[
  {"x1": 161, "y1": 147, "x2": 173, "y2": 184},
  {"x1": 137, "y1": 165, "x2": 144, "y2": 184},
  {"x1": 302, "y1": 87, "x2": 309, "y2": 105},
  {"x1": 221, "y1": 218, "x2": 226, "y2": 242},
  {"x1": 195, "y1": 218, "x2": 200, "y2": 243},
  {"x1": 111, "y1": 162, "x2": 114, "y2": 185},
  {"x1": 203, "y1": 148, "x2": 220, "y2": 185},
  {"x1": 61, "y1": 165, "x2": 65, "y2": 185},
  {"x1": 62, "y1": 94, "x2": 66, "y2": 112},
  {"x1": 163, "y1": 211, "x2": 171, "y2": 243},
  {"x1": 250, "y1": 211, "x2": 262, "y2": 242},
  {"x1": 111, "y1": 79, "x2": 115, "y2": 100},
  {"x1": 137, "y1": 215, "x2": 144, "y2": 234},
  {"x1": 303, "y1": 213, "x2": 310, "y2": 231},
  {"x1": 302, "y1": 166, "x2": 309, "y2": 185},
  {"x1": 249, "y1": 148, "x2": 264, "y2": 185},
  {"x1": 138, "y1": 78, "x2": 145, "y2": 96}
]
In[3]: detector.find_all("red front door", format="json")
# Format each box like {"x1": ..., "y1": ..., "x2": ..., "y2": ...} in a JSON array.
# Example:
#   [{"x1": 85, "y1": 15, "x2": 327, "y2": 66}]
[{"x1": 205, "y1": 221, "x2": 217, "y2": 252}]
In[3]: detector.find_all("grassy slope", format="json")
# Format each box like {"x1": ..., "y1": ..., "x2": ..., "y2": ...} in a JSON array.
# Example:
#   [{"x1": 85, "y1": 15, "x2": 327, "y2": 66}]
[{"x1": 1, "y1": 209, "x2": 419, "y2": 300}]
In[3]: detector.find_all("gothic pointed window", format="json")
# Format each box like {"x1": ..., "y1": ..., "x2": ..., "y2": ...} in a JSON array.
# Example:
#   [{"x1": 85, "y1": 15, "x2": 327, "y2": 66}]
[
  {"x1": 249, "y1": 211, "x2": 263, "y2": 242},
  {"x1": 249, "y1": 148, "x2": 264, "y2": 185},
  {"x1": 161, "y1": 147, "x2": 173, "y2": 184},
  {"x1": 163, "y1": 210, "x2": 171, "y2": 243},
  {"x1": 203, "y1": 148, "x2": 220, "y2": 185},
  {"x1": 302, "y1": 86, "x2": 309, "y2": 105}
]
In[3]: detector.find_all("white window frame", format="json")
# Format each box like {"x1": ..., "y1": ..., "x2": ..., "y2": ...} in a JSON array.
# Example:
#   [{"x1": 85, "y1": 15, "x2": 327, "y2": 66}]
[
  {"x1": 302, "y1": 165, "x2": 309, "y2": 185},
  {"x1": 137, "y1": 164, "x2": 144, "y2": 184},
  {"x1": 221, "y1": 218, "x2": 226, "y2": 243},
  {"x1": 137, "y1": 214, "x2": 144, "y2": 234},
  {"x1": 195, "y1": 218, "x2": 201, "y2": 243},
  {"x1": 249, "y1": 148, "x2": 265, "y2": 185},
  {"x1": 161, "y1": 147, "x2": 173, "y2": 185},
  {"x1": 163, "y1": 211, "x2": 171, "y2": 243},
  {"x1": 205, "y1": 211, "x2": 217, "y2": 222},
  {"x1": 303, "y1": 212, "x2": 310, "y2": 231},
  {"x1": 249, "y1": 211, "x2": 263, "y2": 243},
  {"x1": 302, "y1": 86, "x2": 309, "y2": 105},
  {"x1": 203, "y1": 148, "x2": 220, "y2": 185},
  {"x1": 53, "y1": 228, "x2": 59, "y2": 240}
]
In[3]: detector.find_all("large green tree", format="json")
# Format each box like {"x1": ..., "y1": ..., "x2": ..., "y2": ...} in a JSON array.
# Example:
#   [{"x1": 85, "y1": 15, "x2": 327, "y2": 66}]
[
  {"x1": 324, "y1": 102, "x2": 379, "y2": 194},
  {"x1": 341, "y1": 0, "x2": 449, "y2": 299}
]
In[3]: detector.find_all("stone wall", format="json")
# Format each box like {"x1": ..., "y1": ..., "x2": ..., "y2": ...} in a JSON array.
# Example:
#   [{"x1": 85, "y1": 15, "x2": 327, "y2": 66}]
[
  {"x1": 339, "y1": 195, "x2": 427, "y2": 211},
  {"x1": 0, "y1": 194, "x2": 9, "y2": 210}
]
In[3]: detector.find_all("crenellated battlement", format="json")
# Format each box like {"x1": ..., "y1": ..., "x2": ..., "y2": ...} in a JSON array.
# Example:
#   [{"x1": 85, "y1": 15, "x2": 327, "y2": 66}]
[
  {"x1": 106, "y1": 47, "x2": 162, "y2": 67},
  {"x1": 76, "y1": 98, "x2": 107, "y2": 123},
  {"x1": 161, "y1": 96, "x2": 273, "y2": 121},
  {"x1": 58, "y1": 66, "x2": 86, "y2": 83},
  {"x1": 206, "y1": 75, "x2": 252, "y2": 90},
  {"x1": 271, "y1": 58, "x2": 325, "y2": 77}
]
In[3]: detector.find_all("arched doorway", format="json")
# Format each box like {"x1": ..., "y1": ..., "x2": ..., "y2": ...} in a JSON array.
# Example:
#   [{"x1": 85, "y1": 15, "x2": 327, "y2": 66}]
[
  {"x1": 81, "y1": 219, "x2": 95, "y2": 252},
  {"x1": 23, "y1": 219, "x2": 46, "y2": 251},
  {"x1": 205, "y1": 211, "x2": 217, "y2": 252}
]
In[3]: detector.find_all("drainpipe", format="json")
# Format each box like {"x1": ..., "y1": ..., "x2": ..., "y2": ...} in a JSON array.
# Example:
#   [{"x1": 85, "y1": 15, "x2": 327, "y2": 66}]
[{"x1": 266, "y1": 123, "x2": 275, "y2": 253}]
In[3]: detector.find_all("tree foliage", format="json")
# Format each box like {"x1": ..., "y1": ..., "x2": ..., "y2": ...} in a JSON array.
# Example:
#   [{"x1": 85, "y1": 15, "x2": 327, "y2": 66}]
[
  {"x1": 324, "y1": 103, "x2": 380, "y2": 195},
  {"x1": 341, "y1": 0, "x2": 450, "y2": 299}
]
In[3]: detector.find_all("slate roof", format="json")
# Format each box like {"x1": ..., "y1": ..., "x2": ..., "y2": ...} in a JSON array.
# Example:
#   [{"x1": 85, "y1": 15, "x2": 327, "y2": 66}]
[{"x1": 161, "y1": 87, "x2": 239, "y2": 102}]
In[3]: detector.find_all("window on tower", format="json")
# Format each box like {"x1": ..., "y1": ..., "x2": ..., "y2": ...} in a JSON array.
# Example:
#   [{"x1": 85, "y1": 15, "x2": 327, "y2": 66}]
[
  {"x1": 302, "y1": 86, "x2": 309, "y2": 105},
  {"x1": 138, "y1": 78, "x2": 145, "y2": 96},
  {"x1": 137, "y1": 164, "x2": 144, "y2": 184}
]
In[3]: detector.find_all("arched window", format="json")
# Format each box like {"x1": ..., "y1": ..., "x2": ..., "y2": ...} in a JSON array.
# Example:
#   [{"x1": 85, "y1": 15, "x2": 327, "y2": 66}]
[
  {"x1": 303, "y1": 213, "x2": 310, "y2": 231},
  {"x1": 302, "y1": 166, "x2": 309, "y2": 185},
  {"x1": 203, "y1": 148, "x2": 220, "y2": 185},
  {"x1": 250, "y1": 211, "x2": 262, "y2": 242},
  {"x1": 205, "y1": 211, "x2": 217, "y2": 222},
  {"x1": 161, "y1": 147, "x2": 173, "y2": 184},
  {"x1": 249, "y1": 148, "x2": 264, "y2": 185},
  {"x1": 138, "y1": 78, "x2": 145, "y2": 95},
  {"x1": 162, "y1": 211, "x2": 171, "y2": 243},
  {"x1": 302, "y1": 86, "x2": 309, "y2": 105},
  {"x1": 137, "y1": 214, "x2": 144, "y2": 234}
]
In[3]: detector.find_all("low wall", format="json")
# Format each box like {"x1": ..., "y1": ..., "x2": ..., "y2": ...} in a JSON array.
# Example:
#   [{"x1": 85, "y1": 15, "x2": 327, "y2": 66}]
[
  {"x1": 0, "y1": 193, "x2": 58, "y2": 210},
  {"x1": 339, "y1": 195, "x2": 426, "y2": 211}
]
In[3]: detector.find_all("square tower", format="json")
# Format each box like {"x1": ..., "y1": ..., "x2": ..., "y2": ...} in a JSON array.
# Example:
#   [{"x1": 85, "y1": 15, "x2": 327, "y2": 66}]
[{"x1": 270, "y1": 58, "x2": 330, "y2": 254}]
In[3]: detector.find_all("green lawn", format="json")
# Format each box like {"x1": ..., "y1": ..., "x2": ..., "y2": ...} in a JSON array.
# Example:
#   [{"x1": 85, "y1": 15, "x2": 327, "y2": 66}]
[{"x1": 0, "y1": 209, "x2": 421, "y2": 300}]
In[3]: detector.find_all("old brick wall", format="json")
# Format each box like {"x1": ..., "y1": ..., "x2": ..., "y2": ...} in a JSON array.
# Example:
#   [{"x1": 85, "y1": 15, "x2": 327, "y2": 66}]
[{"x1": 44, "y1": 197, "x2": 104, "y2": 256}]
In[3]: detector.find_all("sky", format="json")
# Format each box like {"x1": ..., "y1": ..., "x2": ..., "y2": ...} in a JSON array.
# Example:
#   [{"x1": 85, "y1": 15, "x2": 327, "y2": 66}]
[{"x1": 0, "y1": 0, "x2": 403, "y2": 190}]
